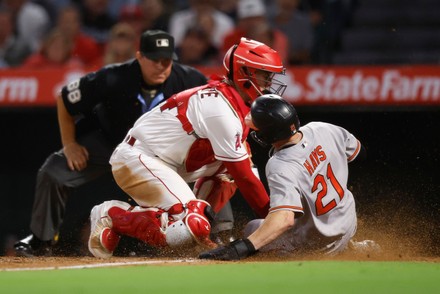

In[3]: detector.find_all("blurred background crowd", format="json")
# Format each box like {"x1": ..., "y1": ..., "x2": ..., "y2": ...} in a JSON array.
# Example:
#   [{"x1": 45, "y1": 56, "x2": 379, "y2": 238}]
[
  {"x1": 0, "y1": 0, "x2": 361, "y2": 69},
  {"x1": 0, "y1": 0, "x2": 348, "y2": 68},
  {"x1": 2, "y1": 0, "x2": 439, "y2": 70}
]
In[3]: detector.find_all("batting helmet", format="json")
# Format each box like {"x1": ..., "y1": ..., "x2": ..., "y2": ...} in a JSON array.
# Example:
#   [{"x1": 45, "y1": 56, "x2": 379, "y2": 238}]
[
  {"x1": 250, "y1": 94, "x2": 300, "y2": 146},
  {"x1": 223, "y1": 38, "x2": 286, "y2": 103}
]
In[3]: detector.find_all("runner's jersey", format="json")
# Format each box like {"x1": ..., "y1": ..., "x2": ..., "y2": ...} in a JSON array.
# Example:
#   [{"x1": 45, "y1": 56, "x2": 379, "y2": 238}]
[{"x1": 266, "y1": 122, "x2": 361, "y2": 237}]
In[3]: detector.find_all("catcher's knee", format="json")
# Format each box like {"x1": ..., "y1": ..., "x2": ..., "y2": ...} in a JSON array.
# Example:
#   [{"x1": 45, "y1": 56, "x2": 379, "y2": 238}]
[{"x1": 100, "y1": 200, "x2": 131, "y2": 212}]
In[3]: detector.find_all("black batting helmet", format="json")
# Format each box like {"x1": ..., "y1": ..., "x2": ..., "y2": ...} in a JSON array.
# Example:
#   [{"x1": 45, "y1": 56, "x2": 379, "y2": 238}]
[{"x1": 250, "y1": 94, "x2": 300, "y2": 146}]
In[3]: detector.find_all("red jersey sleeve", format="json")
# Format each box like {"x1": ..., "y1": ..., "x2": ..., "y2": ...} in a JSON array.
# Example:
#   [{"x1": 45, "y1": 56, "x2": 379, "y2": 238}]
[{"x1": 223, "y1": 159, "x2": 269, "y2": 218}]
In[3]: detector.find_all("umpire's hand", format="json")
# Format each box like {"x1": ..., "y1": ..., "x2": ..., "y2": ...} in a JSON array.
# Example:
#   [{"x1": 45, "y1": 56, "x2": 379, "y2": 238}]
[
  {"x1": 199, "y1": 239, "x2": 257, "y2": 261},
  {"x1": 64, "y1": 142, "x2": 89, "y2": 171}
]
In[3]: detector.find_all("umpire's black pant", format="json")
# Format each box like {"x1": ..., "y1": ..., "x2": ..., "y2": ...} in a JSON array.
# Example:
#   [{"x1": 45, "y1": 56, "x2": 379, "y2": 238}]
[{"x1": 29, "y1": 130, "x2": 116, "y2": 241}]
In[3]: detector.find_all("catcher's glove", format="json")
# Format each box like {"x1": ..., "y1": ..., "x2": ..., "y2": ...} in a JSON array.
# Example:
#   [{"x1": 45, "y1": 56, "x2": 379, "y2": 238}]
[{"x1": 198, "y1": 238, "x2": 256, "y2": 260}]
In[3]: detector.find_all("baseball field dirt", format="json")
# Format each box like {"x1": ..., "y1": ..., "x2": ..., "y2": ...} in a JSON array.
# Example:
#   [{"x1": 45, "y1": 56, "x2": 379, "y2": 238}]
[
  {"x1": 1, "y1": 215, "x2": 438, "y2": 270},
  {"x1": 1, "y1": 217, "x2": 438, "y2": 294}
]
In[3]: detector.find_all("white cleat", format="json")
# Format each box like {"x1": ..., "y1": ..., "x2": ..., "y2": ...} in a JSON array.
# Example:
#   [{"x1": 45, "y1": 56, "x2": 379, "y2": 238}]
[{"x1": 88, "y1": 200, "x2": 130, "y2": 259}]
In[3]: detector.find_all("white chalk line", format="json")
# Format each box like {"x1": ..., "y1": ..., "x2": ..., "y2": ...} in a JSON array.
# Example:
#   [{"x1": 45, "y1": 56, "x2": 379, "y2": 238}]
[{"x1": 1, "y1": 258, "x2": 200, "y2": 272}]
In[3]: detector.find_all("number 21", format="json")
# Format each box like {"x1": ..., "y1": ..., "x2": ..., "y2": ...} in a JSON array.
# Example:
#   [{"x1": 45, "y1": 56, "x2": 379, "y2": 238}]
[{"x1": 311, "y1": 163, "x2": 344, "y2": 216}]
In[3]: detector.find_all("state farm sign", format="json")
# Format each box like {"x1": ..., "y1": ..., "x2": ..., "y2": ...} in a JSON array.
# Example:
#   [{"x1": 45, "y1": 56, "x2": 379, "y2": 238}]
[
  {"x1": 1, "y1": 65, "x2": 439, "y2": 107},
  {"x1": 0, "y1": 69, "x2": 86, "y2": 107},
  {"x1": 282, "y1": 66, "x2": 440, "y2": 105},
  {"x1": 0, "y1": 77, "x2": 38, "y2": 102}
]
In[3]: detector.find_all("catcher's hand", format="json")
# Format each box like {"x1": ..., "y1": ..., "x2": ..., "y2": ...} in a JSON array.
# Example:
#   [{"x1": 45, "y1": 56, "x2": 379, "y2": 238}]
[{"x1": 199, "y1": 238, "x2": 256, "y2": 261}]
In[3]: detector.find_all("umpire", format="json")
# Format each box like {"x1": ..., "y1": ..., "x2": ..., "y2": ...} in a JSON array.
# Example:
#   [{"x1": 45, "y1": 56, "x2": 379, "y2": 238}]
[{"x1": 14, "y1": 30, "x2": 208, "y2": 257}]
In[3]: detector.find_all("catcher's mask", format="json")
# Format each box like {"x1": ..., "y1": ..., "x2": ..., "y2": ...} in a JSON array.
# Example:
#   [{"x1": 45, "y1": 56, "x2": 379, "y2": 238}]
[
  {"x1": 223, "y1": 37, "x2": 286, "y2": 103},
  {"x1": 249, "y1": 94, "x2": 300, "y2": 147}
]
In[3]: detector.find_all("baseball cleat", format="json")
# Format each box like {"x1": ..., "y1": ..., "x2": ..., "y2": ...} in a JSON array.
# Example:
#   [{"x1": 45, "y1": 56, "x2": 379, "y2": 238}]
[
  {"x1": 14, "y1": 234, "x2": 54, "y2": 257},
  {"x1": 88, "y1": 202, "x2": 120, "y2": 259}
]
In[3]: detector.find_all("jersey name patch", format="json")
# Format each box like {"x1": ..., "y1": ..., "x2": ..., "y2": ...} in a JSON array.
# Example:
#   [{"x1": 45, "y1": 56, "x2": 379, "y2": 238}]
[
  {"x1": 200, "y1": 88, "x2": 219, "y2": 98},
  {"x1": 303, "y1": 145, "x2": 327, "y2": 176}
]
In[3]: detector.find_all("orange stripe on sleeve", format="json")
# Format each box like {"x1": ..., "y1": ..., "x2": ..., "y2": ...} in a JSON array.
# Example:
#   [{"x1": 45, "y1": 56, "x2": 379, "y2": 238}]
[
  {"x1": 347, "y1": 140, "x2": 361, "y2": 162},
  {"x1": 269, "y1": 205, "x2": 303, "y2": 213}
]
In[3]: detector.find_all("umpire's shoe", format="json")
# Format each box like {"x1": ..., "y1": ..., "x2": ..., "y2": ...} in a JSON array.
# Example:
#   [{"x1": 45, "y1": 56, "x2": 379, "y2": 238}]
[{"x1": 14, "y1": 234, "x2": 54, "y2": 257}]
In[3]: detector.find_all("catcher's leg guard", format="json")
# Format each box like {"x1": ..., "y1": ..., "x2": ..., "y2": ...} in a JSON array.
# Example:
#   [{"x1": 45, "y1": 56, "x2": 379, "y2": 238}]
[
  {"x1": 88, "y1": 200, "x2": 130, "y2": 258},
  {"x1": 108, "y1": 206, "x2": 168, "y2": 248}
]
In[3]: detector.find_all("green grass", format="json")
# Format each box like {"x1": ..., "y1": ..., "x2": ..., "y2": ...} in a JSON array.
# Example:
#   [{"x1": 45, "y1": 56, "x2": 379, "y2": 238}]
[{"x1": 1, "y1": 261, "x2": 439, "y2": 294}]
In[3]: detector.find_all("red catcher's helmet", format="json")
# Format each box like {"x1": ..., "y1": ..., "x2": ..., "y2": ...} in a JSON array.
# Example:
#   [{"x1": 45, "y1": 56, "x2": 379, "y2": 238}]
[{"x1": 223, "y1": 37, "x2": 286, "y2": 102}]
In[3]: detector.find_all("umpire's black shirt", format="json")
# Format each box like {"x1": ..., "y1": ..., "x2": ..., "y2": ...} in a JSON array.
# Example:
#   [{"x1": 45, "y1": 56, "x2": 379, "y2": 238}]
[{"x1": 61, "y1": 59, "x2": 208, "y2": 146}]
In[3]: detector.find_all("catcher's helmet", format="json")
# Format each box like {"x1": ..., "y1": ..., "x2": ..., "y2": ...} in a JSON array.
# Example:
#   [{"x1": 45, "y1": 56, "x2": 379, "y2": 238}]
[
  {"x1": 223, "y1": 38, "x2": 286, "y2": 103},
  {"x1": 250, "y1": 94, "x2": 300, "y2": 146}
]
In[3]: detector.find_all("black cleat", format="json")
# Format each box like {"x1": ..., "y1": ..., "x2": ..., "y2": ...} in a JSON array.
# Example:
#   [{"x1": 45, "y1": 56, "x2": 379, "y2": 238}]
[{"x1": 14, "y1": 234, "x2": 54, "y2": 257}]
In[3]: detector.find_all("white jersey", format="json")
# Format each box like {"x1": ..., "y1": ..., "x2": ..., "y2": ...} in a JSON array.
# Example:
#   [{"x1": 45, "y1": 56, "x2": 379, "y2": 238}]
[
  {"x1": 109, "y1": 85, "x2": 250, "y2": 209},
  {"x1": 265, "y1": 122, "x2": 361, "y2": 253},
  {"x1": 129, "y1": 87, "x2": 248, "y2": 169}
]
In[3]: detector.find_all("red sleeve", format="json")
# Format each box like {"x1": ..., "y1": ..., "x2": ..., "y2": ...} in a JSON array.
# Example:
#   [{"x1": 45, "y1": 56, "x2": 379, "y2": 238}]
[{"x1": 223, "y1": 159, "x2": 269, "y2": 218}]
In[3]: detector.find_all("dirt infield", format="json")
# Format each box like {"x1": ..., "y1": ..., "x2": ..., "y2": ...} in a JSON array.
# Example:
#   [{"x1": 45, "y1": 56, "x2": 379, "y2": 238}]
[
  {"x1": 2, "y1": 210, "x2": 439, "y2": 271},
  {"x1": 2, "y1": 193, "x2": 438, "y2": 271},
  {"x1": 0, "y1": 256, "x2": 205, "y2": 271},
  {"x1": 1, "y1": 254, "x2": 439, "y2": 271},
  {"x1": 1, "y1": 243, "x2": 438, "y2": 271}
]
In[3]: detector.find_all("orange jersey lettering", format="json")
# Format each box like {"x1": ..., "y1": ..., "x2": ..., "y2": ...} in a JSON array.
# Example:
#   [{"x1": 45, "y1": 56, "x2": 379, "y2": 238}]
[{"x1": 303, "y1": 145, "x2": 327, "y2": 176}]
